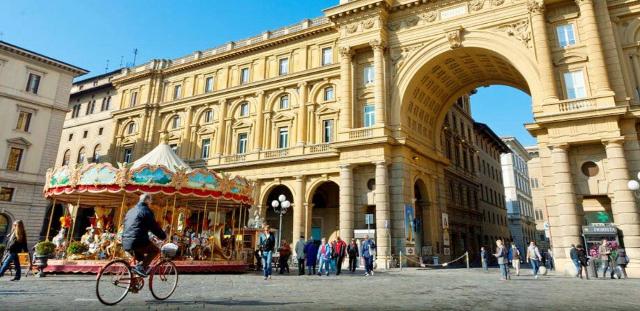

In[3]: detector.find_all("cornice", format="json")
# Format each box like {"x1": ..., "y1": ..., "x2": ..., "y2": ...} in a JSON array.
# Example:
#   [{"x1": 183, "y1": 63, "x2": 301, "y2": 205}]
[{"x1": 325, "y1": 0, "x2": 392, "y2": 21}]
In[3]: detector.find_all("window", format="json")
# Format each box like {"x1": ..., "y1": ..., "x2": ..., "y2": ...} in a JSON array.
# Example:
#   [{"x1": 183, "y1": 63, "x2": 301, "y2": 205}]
[
  {"x1": 62, "y1": 149, "x2": 70, "y2": 166},
  {"x1": 237, "y1": 133, "x2": 248, "y2": 154},
  {"x1": 127, "y1": 122, "x2": 136, "y2": 135},
  {"x1": 169, "y1": 144, "x2": 178, "y2": 154},
  {"x1": 201, "y1": 138, "x2": 211, "y2": 159},
  {"x1": 123, "y1": 148, "x2": 133, "y2": 163},
  {"x1": 173, "y1": 85, "x2": 182, "y2": 100},
  {"x1": 364, "y1": 64, "x2": 375, "y2": 85},
  {"x1": 240, "y1": 68, "x2": 250, "y2": 85},
  {"x1": 26, "y1": 73, "x2": 41, "y2": 94},
  {"x1": 98, "y1": 127, "x2": 104, "y2": 135},
  {"x1": 0, "y1": 188, "x2": 13, "y2": 202},
  {"x1": 279, "y1": 58, "x2": 289, "y2": 75},
  {"x1": 83, "y1": 130, "x2": 88, "y2": 138},
  {"x1": 71, "y1": 105, "x2": 81, "y2": 118},
  {"x1": 77, "y1": 147, "x2": 86, "y2": 164},
  {"x1": 93, "y1": 144, "x2": 101, "y2": 163},
  {"x1": 16, "y1": 111, "x2": 32, "y2": 132},
  {"x1": 203, "y1": 109, "x2": 213, "y2": 123},
  {"x1": 68, "y1": 133, "x2": 73, "y2": 141},
  {"x1": 323, "y1": 86, "x2": 334, "y2": 101},
  {"x1": 86, "y1": 100, "x2": 95, "y2": 115},
  {"x1": 130, "y1": 91, "x2": 138, "y2": 107},
  {"x1": 6, "y1": 148, "x2": 23, "y2": 171},
  {"x1": 205, "y1": 77, "x2": 214, "y2": 93},
  {"x1": 279, "y1": 95, "x2": 289, "y2": 109},
  {"x1": 171, "y1": 115, "x2": 181, "y2": 129},
  {"x1": 323, "y1": 119, "x2": 334, "y2": 143},
  {"x1": 563, "y1": 70, "x2": 586, "y2": 99},
  {"x1": 240, "y1": 102, "x2": 249, "y2": 117},
  {"x1": 101, "y1": 96, "x2": 111, "y2": 111},
  {"x1": 278, "y1": 127, "x2": 289, "y2": 149},
  {"x1": 322, "y1": 47, "x2": 333, "y2": 66},
  {"x1": 556, "y1": 24, "x2": 576, "y2": 48},
  {"x1": 363, "y1": 104, "x2": 375, "y2": 128}
]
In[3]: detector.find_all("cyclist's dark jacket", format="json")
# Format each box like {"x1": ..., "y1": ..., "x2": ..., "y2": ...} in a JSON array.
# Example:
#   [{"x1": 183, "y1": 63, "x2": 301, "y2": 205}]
[{"x1": 122, "y1": 201, "x2": 166, "y2": 250}]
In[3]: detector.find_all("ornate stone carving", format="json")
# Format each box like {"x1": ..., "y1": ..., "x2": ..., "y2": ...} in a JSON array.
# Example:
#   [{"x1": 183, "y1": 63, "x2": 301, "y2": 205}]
[
  {"x1": 363, "y1": 18, "x2": 376, "y2": 29},
  {"x1": 446, "y1": 27, "x2": 464, "y2": 49},
  {"x1": 498, "y1": 20, "x2": 532, "y2": 48},
  {"x1": 390, "y1": 43, "x2": 424, "y2": 73},
  {"x1": 369, "y1": 39, "x2": 386, "y2": 51},
  {"x1": 339, "y1": 46, "x2": 353, "y2": 58},
  {"x1": 492, "y1": 0, "x2": 505, "y2": 6},
  {"x1": 470, "y1": 0, "x2": 485, "y2": 11},
  {"x1": 527, "y1": 0, "x2": 545, "y2": 14},
  {"x1": 422, "y1": 11, "x2": 437, "y2": 23},
  {"x1": 346, "y1": 23, "x2": 358, "y2": 34},
  {"x1": 405, "y1": 16, "x2": 420, "y2": 27}
]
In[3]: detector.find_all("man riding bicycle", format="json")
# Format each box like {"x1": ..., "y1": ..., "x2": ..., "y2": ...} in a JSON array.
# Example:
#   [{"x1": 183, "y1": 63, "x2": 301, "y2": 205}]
[{"x1": 122, "y1": 193, "x2": 166, "y2": 276}]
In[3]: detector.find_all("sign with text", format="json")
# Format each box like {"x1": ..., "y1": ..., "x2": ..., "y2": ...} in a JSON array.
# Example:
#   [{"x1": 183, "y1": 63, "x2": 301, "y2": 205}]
[{"x1": 365, "y1": 214, "x2": 374, "y2": 225}]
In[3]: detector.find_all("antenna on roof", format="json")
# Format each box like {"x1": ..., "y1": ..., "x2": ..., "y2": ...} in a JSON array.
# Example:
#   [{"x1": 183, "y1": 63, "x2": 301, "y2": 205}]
[
  {"x1": 132, "y1": 48, "x2": 138, "y2": 67},
  {"x1": 105, "y1": 59, "x2": 110, "y2": 73},
  {"x1": 119, "y1": 56, "x2": 124, "y2": 68}
]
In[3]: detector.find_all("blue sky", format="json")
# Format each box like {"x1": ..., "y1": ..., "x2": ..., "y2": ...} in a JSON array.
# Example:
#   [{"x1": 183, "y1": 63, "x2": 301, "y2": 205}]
[{"x1": 0, "y1": 0, "x2": 535, "y2": 146}]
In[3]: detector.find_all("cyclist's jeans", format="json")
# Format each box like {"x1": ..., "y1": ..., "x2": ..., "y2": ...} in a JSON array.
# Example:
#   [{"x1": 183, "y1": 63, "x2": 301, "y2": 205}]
[
  {"x1": 130, "y1": 243, "x2": 159, "y2": 269},
  {"x1": 262, "y1": 251, "x2": 273, "y2": 277}
]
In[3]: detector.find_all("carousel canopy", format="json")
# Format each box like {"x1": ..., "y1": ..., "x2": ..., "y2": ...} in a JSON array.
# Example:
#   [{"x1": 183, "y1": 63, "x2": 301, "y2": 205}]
[{"x1": 132, "y1": 143, "x2": 191, "y2": 172}]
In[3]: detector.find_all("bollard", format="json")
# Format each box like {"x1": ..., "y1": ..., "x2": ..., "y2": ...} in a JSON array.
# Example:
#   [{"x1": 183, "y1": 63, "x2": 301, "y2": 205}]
[
  {"x1": 466, "y1": 251, "x2": 470, "y2": 270},
  {"x1": 400, "y1": 251, "x2": 403, "y2": 271}
]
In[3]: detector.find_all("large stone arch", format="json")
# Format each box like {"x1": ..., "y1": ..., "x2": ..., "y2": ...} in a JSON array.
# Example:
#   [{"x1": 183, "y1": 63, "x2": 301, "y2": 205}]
[{"x1": 393, "y1": 30, "x2": 541, "y2": 152}]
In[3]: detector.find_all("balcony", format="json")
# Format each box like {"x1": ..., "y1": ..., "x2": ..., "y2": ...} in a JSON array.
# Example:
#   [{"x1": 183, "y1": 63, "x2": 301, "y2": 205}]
[
  {"x1": 263, "y1": 149, "x2": 289, "y2": 159},
  {"x1": 541, "y1": 95, "x2": 616, "y2": 116},
  {"x1": 223, "y1": 154, "x2": 247, "y2": 163}
]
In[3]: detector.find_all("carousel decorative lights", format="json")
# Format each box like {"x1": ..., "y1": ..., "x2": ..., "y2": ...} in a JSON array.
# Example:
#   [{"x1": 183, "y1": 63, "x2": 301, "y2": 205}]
[{"x1": 42, "y1": 144, "x2": 257, "y2": 273}]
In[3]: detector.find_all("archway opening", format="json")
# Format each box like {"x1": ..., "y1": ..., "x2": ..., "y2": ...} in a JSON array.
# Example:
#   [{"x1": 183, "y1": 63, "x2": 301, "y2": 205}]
[
  {"x1": 310, "y1": 181, "x2": 339, "y2": 242},
  {"x1": 413, "y1": 179, "x2": 429, "y2": 259},
  {"x1": 264, "y1": 185, "x2": 294, "y2": 246}
]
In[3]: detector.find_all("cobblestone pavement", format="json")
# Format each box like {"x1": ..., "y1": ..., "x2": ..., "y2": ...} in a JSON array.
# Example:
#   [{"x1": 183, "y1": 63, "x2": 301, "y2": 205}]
[{"x1": 0, "y1": 268, "x2": 638, "y2": 311}]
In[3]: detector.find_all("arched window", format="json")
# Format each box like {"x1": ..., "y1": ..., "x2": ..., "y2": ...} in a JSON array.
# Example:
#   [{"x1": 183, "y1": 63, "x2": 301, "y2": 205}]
[
  {"x1": 127, "y1": 122, "x2": 136, "y2": 135},
  {"x1": 323, "y1": 86, "x2": 334, "y2": 101},
  {"x1": 203, "y1": 109, "x2": 213, "y2": 123},
  {"x1": 62, "y1": 149, "x2": 70, "y2": 166},
  {"x1": 279, "y1": 95, "x2": 289, "y2": 109},
  {"x1": 171, "y1": 115, "x2": 181, "y2": 129},
  {"x1": 239, "y1": 102, "x2": 249, "y2": 117},
  {"x1": 77, "y1": 147, "x2": 86, "y2": 164},
  {"x1": 0, "y1": 213, "x2": 10, "y2": 244},
  {"x1": 93, "y1": 144, "x2": 102, "y2": 163}
]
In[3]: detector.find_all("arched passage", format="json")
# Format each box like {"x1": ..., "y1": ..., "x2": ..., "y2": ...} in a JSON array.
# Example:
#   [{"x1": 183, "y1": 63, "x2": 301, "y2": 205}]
[
  {"x1": 264, "y1": 185, "x2": 294, "y2": 245},
  {"x1": 310, "y1": 181, "x2": 339, "y2": 242},
  {"x1": 413, "y1": 178, "x2": 430, "y2": 256}
]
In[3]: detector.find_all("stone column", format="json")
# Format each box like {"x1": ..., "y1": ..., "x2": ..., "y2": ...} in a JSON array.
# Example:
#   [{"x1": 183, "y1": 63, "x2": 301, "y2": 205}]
[
  {"x1": 339, "y1": 47, "x2": 353, "y2": 131},
  {"x1": 603, "y1": 138, "x2": 640, "y2": 270},
  {"x1": 528, "y1": 0, "x2": 559, "y2": 103},
  {"x1": 339, "y1": 164, "x2": 354, "y2": 242},
  {"x1": 254, "y1": 91, "x2": 264, "y2": 151},
  {"x1": 297, "y1": 82, "x2": 308, "y2": 146},
  {"x1": 215, "y1": 100, "x2": 227, "y2": 156},
  {"x1": 181, "y1": 107, "x2": 193, "y2": 159},
  {"x1": 550, "y1": 144, "x2": 581, "y2": 259},
  {"x1": 576, "y1": 0, "x2": 613, "y2": 96},
  {"x1": 370, "y1": 39, "x2": 386, "y2": 125},
  {"x1": 375, "y1": 161, "x2": 391, "y2": 268},
  {"x1": 293, "y1": 176, "x2": 305, "y2": 244},
  {"x1": 630, "y1": 54, "x2": 640, "y2": 97}
]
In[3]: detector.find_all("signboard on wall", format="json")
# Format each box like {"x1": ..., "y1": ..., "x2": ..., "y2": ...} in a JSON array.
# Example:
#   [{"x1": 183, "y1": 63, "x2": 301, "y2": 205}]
[
  {"x1": 404, "y1": 204, "x2": 416, "y2": 246},
  {"x1": 442, "y1": 213, "x2": 449, "y2": 229},
  {"x1": 443, "y1": 230, "x2": 450, "y2": 246}
]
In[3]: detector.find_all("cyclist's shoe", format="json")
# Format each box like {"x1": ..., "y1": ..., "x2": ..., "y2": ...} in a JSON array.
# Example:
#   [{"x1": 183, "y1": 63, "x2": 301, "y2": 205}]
[{"x1": 132, "y1": 264, "x2": 149, "y2": 277}]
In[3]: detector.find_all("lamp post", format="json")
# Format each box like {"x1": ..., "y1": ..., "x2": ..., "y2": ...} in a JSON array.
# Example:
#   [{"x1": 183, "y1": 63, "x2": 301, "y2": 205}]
[
  {"x1": 271, "y1": 194, "x2": 291, "y2": 249},
  {"x1": 627, "y1": 172, "x2": 640, "y2": 197}
]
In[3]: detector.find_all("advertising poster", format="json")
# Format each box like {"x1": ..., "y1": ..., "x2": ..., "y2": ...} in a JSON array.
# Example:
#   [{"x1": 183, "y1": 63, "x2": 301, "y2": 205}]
[{"x1": 404, "y1": 204, "x2": 416, "y2": 246}]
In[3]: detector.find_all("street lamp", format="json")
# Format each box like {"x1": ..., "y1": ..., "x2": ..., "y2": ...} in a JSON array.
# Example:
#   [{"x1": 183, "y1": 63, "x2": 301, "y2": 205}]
[
  {"x1": 627, "y1": 172, "x2": 640, "y2": 198},
  {"x1": 271, "y1": 194, "x2": 291, "y2": 249}
]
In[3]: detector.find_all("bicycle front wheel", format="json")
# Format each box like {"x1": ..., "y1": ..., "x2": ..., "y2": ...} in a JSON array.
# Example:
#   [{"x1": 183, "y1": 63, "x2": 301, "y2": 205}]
[
  {"x1": 96, "y1": 260, "x2": 132, "y2": 306},
  {"x1": 149, "y1": 260, "x2": 179, "y2": 300}
]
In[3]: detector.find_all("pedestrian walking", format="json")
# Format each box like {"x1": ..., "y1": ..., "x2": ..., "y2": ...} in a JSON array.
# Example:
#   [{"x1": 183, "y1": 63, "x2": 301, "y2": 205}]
[
  {"x1": 334, "y1": 237, "x2": 347, "y2": 275},
  {"x1": 304, "y1": 238, "x2": 318, "y2": 275},
  {"x1": 599, "y1": 239, "x2": 614, "y2": 279},
  {"x1": 0, "y1": 220, "x2": 28, "y2": 281},
  {"x1": 347, "y1": 238, "x2": 359, "y2": 273},
  {"x1": 510, "y1": 244, "x2": 521, "y2": 276},
  {"x1": 295, "y1": 236, "x2": 306, "y2": 275},
  {"x1": 615, "y1": 248, "x2": 629, "y2": 279},
  {"x1": 576, "y1": 244, "x2": 589, "y2": 280},
  {"x1": 278, "y1": 240, "x2": 291, "y2": 274},
  {"x1": 317, "y1": 238, "x2": 332, "y2": 276},
  {"x1": 589, "y1": 244, "x2": 599, "y2": 278},
  {"x1": 494, "y1": 240, "x2": 508, "y2": 281},
  {"x1": 526, "y1": 241, "x2": 543, "y2": 279},
  {"x1": 570, "y1": 244, "x2": 580, "y2": 278},
  {"x1": 480, "y1": 246, "x2": 489, "y2": 272},
  {"x1": 361, "y1": 234, "x2": 376, "y2": 276},
  {"x1": 259, "y1": 225, "x2": 276, "y2": 280}
]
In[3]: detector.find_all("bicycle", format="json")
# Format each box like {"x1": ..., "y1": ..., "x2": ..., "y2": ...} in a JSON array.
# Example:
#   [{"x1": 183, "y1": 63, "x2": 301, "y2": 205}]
[{"x1": 95, "y1": 243, "x2": 179, "y2": 306}]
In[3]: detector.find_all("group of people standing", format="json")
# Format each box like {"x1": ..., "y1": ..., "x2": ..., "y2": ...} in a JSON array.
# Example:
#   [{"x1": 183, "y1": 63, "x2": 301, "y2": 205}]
[
  {"x1": 570, "y1": 239, "x2": 630, "y2": 280},
  {"x1": 481, "y1": 240, "x2": 546, "y2": 280},
  {"x1": 256, "y1": 226, "x2": 377, "y2": 279}
]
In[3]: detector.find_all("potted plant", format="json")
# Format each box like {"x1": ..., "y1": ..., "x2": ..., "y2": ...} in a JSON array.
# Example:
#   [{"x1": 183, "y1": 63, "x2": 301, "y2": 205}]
[
  {"x1": 66, "y1": 241, "x2": 88, "y2": 260},
  {"x1": 34, "y1": 241, "x2": 56, "y2": 277}
]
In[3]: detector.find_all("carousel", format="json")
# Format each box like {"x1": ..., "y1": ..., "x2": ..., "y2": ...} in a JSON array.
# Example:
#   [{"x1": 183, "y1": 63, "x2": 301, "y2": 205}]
[{"x1": 41, "y1": 144, "x2": 261, "y2": 273}]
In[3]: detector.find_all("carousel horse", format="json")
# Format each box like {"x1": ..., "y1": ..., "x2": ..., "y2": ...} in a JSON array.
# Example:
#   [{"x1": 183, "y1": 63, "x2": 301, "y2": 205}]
[
  {"x1": 52, "y1": 228, "x2": 67, "y2": 258},
  {"x1": 206, "y1": 223, "x2": 231, "y2": 260},
  {"x1": 81, "y1": 228, "x2": 101, "y2": 258}
]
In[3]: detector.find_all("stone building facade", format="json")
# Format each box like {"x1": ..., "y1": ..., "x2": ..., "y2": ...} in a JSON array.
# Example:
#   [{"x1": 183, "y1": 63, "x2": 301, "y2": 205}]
[
  {"x1": 526, "y1": 145, "x2": 551, "y2": 248},
  {"x1": 501, "y1": 137, "x2": 536, "y2": 254},
  {"x1": 102, "y1": 0, "x2": 640, "y2": 275},
  {"x1": 0, "y1": 41, "x2": 86, "y2": 245}
]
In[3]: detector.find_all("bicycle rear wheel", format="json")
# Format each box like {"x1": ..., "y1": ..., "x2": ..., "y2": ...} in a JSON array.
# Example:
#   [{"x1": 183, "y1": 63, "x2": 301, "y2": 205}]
[
  {"x1": 149, "y1": 260, "x2": 179, "y2": 300},
  {"x1": 96, "y1": 260, "x2": 132, "y2": 305}
]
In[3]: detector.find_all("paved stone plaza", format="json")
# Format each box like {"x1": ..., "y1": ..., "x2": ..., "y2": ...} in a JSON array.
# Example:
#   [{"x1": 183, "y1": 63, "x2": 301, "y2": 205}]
[{"x1": 0, "y1": 268, "x2": 637, "y2": 310}]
